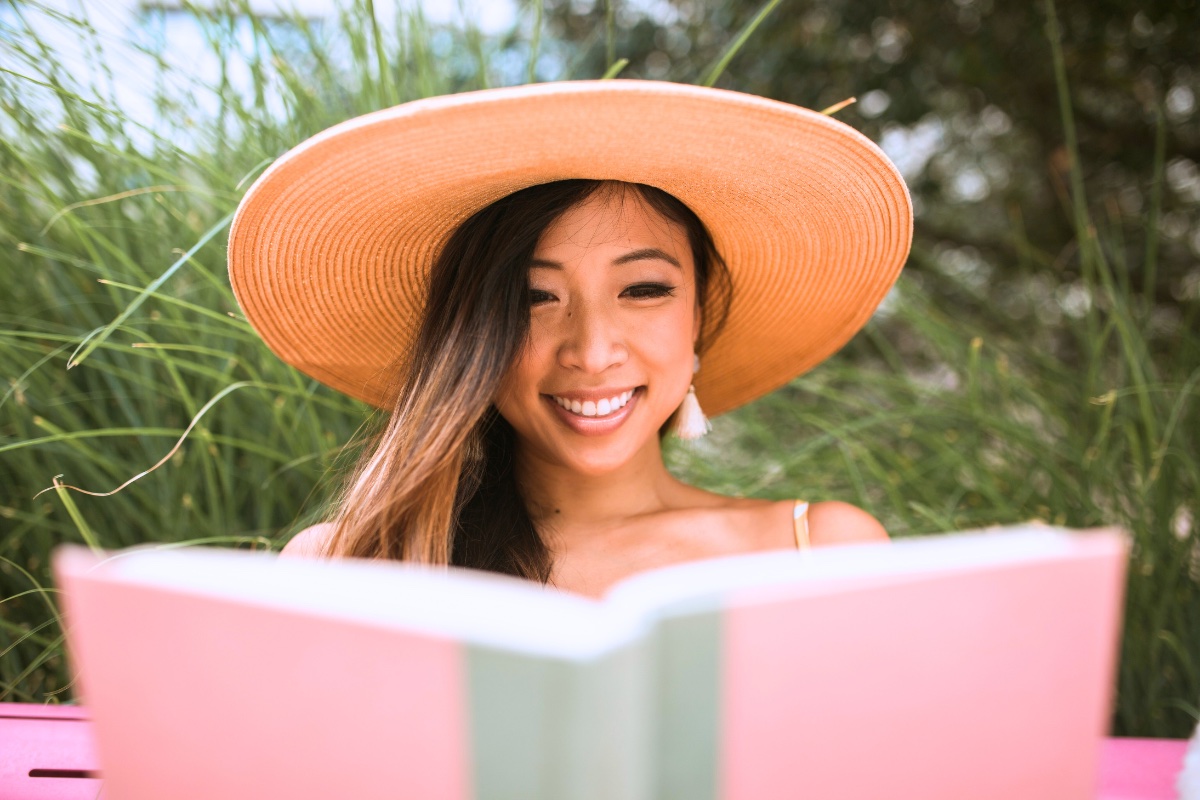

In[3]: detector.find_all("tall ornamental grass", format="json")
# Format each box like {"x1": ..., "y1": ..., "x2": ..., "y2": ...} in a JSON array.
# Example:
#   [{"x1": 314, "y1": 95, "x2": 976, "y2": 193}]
[{"x1": 1, "y1": 0, "x2": 1195, "y2": 737}]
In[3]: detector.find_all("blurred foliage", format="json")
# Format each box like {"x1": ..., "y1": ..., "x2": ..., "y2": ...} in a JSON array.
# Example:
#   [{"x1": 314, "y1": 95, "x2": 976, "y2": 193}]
[{"x1": 0, "y1": 0, "x2": 1196, "y2": 737}]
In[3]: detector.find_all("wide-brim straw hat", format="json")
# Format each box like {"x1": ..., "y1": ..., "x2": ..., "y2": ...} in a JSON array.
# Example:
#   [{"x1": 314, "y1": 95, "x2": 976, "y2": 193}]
[{"x1": 228, "y1": 79, "x2": 912, "y2": 416}]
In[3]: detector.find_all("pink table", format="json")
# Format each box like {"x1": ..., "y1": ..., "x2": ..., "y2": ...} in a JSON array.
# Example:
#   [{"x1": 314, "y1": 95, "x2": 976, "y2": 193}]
[
  {"x1": 1, "y1": 704, "x2": 102, "y2": 800},
  {"x1": 0, "y1": 702, "x2": 1190, "y2": 799},
  {"x1": 1098, "y1": 736, "x2": 1191, "y2": 800}
]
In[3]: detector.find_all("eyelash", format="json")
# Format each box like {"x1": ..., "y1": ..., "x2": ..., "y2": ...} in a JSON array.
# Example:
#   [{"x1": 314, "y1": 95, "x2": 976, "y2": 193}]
[
  {"x1": 529, "y1": 283, "x2": 676, "y2": 305},
  {"x1": 624, "y1": 282, "x2": 676, "y2": 299}
]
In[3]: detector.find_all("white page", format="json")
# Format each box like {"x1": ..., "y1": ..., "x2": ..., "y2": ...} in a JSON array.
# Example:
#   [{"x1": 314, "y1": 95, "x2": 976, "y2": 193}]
[
  {"x1": 98, "y1": 546, "x2": 644, "y2": 660},
  {"x1": 604, "y1": 524, "x2": 1127, "y2": 618},
  {"x1": 84, "y1": 525, "x2": 1125, "y2": 661}
]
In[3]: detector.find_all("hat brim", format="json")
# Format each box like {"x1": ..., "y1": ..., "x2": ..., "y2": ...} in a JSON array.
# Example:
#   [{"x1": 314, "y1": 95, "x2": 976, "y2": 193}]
[{"x1": 228, "y1": 79, "x2": 912, "y2": 415}]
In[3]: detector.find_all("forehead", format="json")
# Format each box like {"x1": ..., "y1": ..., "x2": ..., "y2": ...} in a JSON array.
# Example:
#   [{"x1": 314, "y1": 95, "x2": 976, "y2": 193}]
[{"x1": 533, "y1": 188, "x2": 692, "y2": 262}]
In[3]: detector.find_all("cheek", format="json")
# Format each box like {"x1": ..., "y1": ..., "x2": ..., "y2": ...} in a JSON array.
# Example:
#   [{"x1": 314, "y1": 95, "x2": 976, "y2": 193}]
[
  {"x1": 493, "y1": 339, "x2": 545, "y2": 413},
  {"x1": 646, "y1": 306, "x2": 698, "y2": 361}
]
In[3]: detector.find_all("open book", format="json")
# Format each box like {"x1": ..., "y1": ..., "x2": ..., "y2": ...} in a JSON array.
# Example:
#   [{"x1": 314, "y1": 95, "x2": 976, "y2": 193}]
[{"x1": 53, "y1": 524, "x2": 1128, "y2": 800}]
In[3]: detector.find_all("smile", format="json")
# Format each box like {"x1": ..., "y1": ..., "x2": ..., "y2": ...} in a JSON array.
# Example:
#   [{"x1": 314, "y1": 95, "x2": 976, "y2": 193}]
[
  {"x1": 542, "y1": 387, "x2": 643, "y2": 436},
  {"x1": 550, "y1": 389, "x2": 634, "y2": 417}
]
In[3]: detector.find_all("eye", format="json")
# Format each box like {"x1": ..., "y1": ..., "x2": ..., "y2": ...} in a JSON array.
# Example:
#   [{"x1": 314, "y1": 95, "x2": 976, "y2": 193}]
[
  {"x1": 529, "y1": 289, "x2": 557, "y2": 306},
  {"x1": 622, "y1": 283, "x2": 676, "y2": 300}
]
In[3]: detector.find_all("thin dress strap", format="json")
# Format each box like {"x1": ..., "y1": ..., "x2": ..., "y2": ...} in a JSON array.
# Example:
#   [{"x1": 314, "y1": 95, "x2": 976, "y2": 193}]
[{"x1": 792, "y1": 500, "x2": 811, "y2": 551}]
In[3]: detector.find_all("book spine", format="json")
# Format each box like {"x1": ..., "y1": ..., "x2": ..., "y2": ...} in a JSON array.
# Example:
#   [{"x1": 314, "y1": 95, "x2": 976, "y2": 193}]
[
  {"x1": 647, "y1": 610, "x2": 723, "y2": 800},
  {"x1": 466, "y1": 639, "x2": 655, "y2": 799}
]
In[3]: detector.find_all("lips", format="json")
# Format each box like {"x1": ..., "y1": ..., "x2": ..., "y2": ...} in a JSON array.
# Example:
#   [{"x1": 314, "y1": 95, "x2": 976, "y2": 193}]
[{"x1": 542, "y1": 387, "x2": 643, "y2": 435}]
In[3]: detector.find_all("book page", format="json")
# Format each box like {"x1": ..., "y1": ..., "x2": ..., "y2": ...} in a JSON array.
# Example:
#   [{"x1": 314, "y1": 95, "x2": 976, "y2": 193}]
[
  {"x1": 604, "y1": 524, "x2": 1128, "y2": 619},
  {"x1": 82, "y1": 546, "x2": 645, "y2": 660}
]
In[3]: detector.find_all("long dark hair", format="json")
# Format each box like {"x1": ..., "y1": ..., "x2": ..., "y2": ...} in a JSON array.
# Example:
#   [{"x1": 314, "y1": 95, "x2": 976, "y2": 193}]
[{"x1": 324, "y1": 180, "x2": 731, "y2": 582}]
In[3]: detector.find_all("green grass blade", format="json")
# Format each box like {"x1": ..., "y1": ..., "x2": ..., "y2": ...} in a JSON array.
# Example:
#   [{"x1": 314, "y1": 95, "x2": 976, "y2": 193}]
[
  {"x1": 699, "y1": 0, "x2": 785, "y2": 87},
  {"x1": 67, "y1": 210, "x2": 235, "y2": 369}
]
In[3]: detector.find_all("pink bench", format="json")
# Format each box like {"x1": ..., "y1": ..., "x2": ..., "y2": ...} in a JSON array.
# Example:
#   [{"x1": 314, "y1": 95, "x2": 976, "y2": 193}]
[{"x1": 0, "y1": 702, "x2": 1190, "y2": 798}]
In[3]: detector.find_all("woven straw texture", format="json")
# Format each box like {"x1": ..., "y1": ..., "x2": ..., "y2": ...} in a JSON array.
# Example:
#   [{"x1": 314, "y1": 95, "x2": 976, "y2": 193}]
[{"x1": 228, "y1": 79, "x2": 913, "y2": 415}]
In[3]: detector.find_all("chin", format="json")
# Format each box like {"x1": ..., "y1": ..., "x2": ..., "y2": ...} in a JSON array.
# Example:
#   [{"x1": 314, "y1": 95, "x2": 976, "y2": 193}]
[{"x1": 552, "y1": 435, "x2": 654, "y2": 476}]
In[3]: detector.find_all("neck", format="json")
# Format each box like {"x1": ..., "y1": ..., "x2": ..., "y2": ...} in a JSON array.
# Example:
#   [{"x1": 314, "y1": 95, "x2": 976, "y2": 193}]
[{"x1": 514, "y1": 434, "x2": 686, "y2": 544}]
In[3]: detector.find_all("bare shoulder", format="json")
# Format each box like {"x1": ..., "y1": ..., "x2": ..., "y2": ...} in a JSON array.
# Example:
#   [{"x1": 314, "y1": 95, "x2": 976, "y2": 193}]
[
  {"x1": 808, "y1": 501, "x2": 890, "y2": 546},
  {"x1": 280, "y1": 522, "x2": 337, "y2": 558}
]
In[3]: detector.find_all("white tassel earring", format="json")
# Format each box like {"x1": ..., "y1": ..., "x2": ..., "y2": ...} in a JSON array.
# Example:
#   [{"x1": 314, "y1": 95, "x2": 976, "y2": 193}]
[{"x1": 671, "y1": 354, "x2": 711, "y2": 440}]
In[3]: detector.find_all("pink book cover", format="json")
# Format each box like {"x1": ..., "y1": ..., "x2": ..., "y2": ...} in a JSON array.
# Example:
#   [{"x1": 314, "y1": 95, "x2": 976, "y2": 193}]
[
  {"x1": 718, "y1": 545, "x2": 1127, "y2": 799},
  {"x1": 53, "y1": 547, "x2": 471, "y2": 800},
  {"x1": 52, "y1": 525, "x2": 1128, "y2": 800}
]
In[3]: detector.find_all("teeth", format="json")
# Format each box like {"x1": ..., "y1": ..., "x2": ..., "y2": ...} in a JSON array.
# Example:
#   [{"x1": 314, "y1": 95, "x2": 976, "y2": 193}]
[{"x1": 553, "y1": 389, "x2": 635, "y2": 417}]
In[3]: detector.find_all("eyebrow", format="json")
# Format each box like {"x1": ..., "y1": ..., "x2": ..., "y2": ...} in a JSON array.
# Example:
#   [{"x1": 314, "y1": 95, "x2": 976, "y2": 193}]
[{"x1": 529, "y1": 247, "x2": 682, "y2": 270}]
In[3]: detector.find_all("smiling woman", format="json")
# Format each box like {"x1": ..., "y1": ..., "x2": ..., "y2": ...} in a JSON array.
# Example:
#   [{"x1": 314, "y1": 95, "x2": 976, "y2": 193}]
[
  {"x1": 497, "y1": 185, "x2": 708, "y2": 474},
  {"x1": 228, "y1": 80, "x2": 911, "y2": 598}
]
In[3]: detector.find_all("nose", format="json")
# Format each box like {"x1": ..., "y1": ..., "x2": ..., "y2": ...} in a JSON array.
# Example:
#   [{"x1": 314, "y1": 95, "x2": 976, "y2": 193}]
[{"x1": 556, "y1": 300, "x2": 627, "y2": 374}]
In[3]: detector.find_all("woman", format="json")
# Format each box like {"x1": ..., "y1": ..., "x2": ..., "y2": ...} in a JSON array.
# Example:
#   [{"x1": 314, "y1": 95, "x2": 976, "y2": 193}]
[{"x1": 228, "y1": 80, "x2": 912, "y2": 598}]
